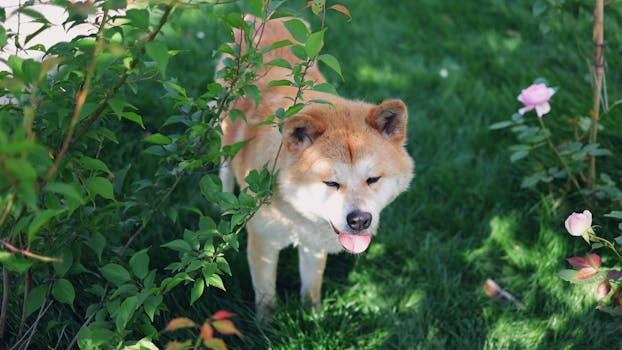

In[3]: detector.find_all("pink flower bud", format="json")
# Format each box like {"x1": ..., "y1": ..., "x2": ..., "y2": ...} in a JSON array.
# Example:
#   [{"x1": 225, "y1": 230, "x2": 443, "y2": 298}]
[
  {"x1": 564, "y1": 210, "x2": 592, "y2": 243},
  {"x1": 517, "y1": 83, "x2": 555, "y2": 117}
]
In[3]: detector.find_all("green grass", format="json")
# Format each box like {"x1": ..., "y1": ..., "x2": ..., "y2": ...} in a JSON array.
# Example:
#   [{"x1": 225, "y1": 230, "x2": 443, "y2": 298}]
[{"x1": 157, "y1": 1, "x2": 622, "y2": 349}]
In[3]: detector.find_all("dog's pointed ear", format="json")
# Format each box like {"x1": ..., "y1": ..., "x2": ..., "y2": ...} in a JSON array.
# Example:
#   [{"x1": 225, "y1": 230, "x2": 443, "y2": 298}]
[
  {"x1": 367, "y1": 99, "x2": 408, "y2": 144},
  {"x1": 282, "y1": 114, "x2": 326, "y2": 153}
]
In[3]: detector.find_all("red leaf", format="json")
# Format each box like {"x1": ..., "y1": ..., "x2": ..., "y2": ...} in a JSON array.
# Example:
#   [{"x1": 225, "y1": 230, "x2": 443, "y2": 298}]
[
  {"x1": 566, "y1": 256, "x2": 587, "y2": 268},
  {"x1": 575, "y1": 267, "x2": 598, "y2": 280},
  {"x1": 567, "y1": 254, "x2": 601, "y2": 270},
  {"x1": 608, "y1": 270, "x2": 622, "y2": 281},
  {"x1": 165, "y1": 340, "x2": 193, "y2": 350},
  {"x1": 329, "y1": 4, "x2": 352, "y2": 21},
  {"x1": 611, "y1": 286, "x2": 622, "y2": 307},
  {"x1": 585, "y1": 253, "x2": 602, "y2": 269},
  {"x1": 211, "y1": 310, "x2": 236, "y2": 320},
  {"x1": 596, "y1": 280, "x2": 611, "y2": 300},
  {"x1": 165, "y1": 317, "x2": 196, "y2": 331},
  {"x1": 203, "y1": 338, "x2": 227, "y2": 350},
  {"x1": 212, "y1": 320, "x2": 243, "y2": 338},
  {"x1": 201, "y1": 322, "x2": 214, "y2": 341}
]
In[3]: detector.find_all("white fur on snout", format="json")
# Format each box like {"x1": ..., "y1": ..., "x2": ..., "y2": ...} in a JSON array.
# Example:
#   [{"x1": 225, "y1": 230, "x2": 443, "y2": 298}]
[{"x1": 281, "y1": 157, "x2": 407, "y2": 237}]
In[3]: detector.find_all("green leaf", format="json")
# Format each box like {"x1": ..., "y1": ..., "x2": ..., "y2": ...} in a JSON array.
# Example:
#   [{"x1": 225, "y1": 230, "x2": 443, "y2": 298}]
[
  {"x1": 283, "y1": 19, "x2": 309, "y2": 43},
  {"x1": 312, "y1": 83, "x2": 338, "y2": 95},
  {"x1": 145, "y1": 41, "x2": 169, "y2": 77},
  {"x1": 103, "y1": 0, "x2": 127, "y2": 10},
  {"x1": 241, "y1": 0, "x2": 263, "y2": 17},
  {"x1": 86, "y1": 176, "x2": 115, "y2": 200},
  {"x1": 122, "y1": 112, "x2": 146, "y2": 129},
  {"x1": 318, "y1": 54, "x2": 343, "y2": 79},
  {"x1": 267, "y1": 58, "x2": 292, "y2": 69},
  {"x1": 557, "y1": 269, "x2": 577, "y2": 282},
  {"x1": 24, "y1": 284, "x2": 48, "y2": 318},
  {"x1": 143, "y1": 133, "x2": 172, "y2": 145},
  {"x1": 267, "y1": 79, "x2": 293, "y2": 88},
  {"x1": 190, "y1": 278, "x2": 205, "y2": 305},
  {"x1": 143, "y1": 294, "x2": 163, "y2": 322},
  {"x1": 116, "y1": 296, "x2": 140, "y2": 331},
  {"x1": 22, "y1": 59, "x2": 42, "y2": 84},
  {"x1": 510, "y1": 150, "x2": 529, "y2": 163},
  {"x1": 1, "y1": 255, "x2": 34, "y2": 272},
  {"x1": 489, "y1": 121, "x2": 513, "y2": 130},
  {"x1": 199, "y1": 175, "x2": 222, "y2": 202},
  {"x1": 81, "y1": 156, "x2": 112, "y2": 175},
  {"x1": 208, "y1": 274, "x2": 226, "y2": 291},
  {"x1": 101, "y1": 263, "x2": 131, "y2": 286},
  {"x1": 605, "y1": 211, "x2": 622, "y2": 220},
  {"x1": 53, "y1": 249, "x2": 73, "y2": 277},
  {"x1": 245, "y1": 85, "x2": 261, "y2": 108},
  {"x1": 27, "y1": 209, "x2": 64, "y2": 242},
  {"x1": 130, "y1": 248, "x2": 150, "y2": 279},
  {"x1": 161, "y1": 239, "x2": 192, "y2": 252},
  {"x1": 217, "y1": 257, "x2": 232, "y2": 276},
  {"x1": 108, "y1": 94, "x2": 125, "y2": 117},
  {"x1": 305, "y1": 29, "x2": 326, "y2": 58},
  {"x1": 89, "y1": 328, "x2": 116, "y2": 347},
  {"x1": 126, "y1": 9, "x2": 149, "y2": 29},
  {"x1": 52, "y1": 279, "x2": 75, "y2": 306},
  {"x1": 86, "y1": 232, "x2": 106, "y2": 262}
]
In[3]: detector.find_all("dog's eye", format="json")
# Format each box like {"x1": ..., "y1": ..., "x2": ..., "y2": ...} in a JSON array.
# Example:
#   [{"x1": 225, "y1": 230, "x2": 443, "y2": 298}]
[
  {"x1": 366, "y1": 176, "x2": 381, "y2": 185},
  {"x1": 323, "y1": 181, "x2": 341, "y2": 189}
]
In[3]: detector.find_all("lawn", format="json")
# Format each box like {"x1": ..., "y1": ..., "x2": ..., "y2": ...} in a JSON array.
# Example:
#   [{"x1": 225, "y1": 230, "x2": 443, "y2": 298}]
[
  {"x1": 3, "y1": 0, "x2": 622, "y2": 349},
  {"x1": 150, "y1": 1, "x2": 622, "y2": 349}
]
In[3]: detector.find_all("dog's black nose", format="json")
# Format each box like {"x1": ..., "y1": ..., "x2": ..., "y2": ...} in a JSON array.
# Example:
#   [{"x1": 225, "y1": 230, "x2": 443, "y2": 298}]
[{"x1": 347, "y1": 210, "x2": 372, "y2": 231}]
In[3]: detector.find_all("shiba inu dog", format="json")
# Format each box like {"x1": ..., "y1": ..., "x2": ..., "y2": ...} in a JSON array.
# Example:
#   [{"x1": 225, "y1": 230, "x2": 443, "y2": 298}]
[{"x1": 219, "y1": 17, "x2": 414, "y2": 318}]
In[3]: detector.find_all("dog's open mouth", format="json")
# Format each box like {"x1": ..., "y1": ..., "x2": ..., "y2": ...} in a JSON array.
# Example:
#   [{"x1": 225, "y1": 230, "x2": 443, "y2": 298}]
[{"x1": 330, "y1": 223, "x2": 371, "y2": 254}]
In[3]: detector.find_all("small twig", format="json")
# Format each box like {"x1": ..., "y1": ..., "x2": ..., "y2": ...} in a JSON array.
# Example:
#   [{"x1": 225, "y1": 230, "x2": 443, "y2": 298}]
[
  {"x1": 10, "y1": 299, "x2": 53, "y2": 350},
  {"x1": 0, "y1": 267, "x2": 9, "y2": 343},
  {"x1": 65, "y1": 283, "x2": 109, "y2": 350},
  {"x1": 119, "y1": 173, "x2": 184, "y2": 256},
  {"x1": 39, "y1": 9, "x2": 111, "y2": 187},
  {"x1": 18, "y1": 268, "x2": 32, "y2": 337},
  {"x1": 71, "y1": 5, "x2": 175, "y2": 145},
  {"x1": 537, "y1": 117, "x2": 587, "y2": 202},
  {"x1": 0, "y1": 239, "x2": 62, "y2": 262}
]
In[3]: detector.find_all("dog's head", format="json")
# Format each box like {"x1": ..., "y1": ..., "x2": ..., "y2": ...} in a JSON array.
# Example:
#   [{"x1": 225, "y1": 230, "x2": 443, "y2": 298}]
[{"x1": 278, "y1": 98, "x2": 415, "y2": 253}]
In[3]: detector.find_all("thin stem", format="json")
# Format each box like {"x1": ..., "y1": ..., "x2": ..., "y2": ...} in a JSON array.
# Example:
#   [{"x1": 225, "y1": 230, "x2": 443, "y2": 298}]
[
  {"x1": 119, "y1": 172, "x2": 184, "y2": 256},
  {"x1": 39, "y1": 9, "x2": 111, "y2": 187},
  {"x1": 0, "y1": 239, "x2": 62, "y2": 262},
  {"x1": 592, "y1": 235, "x2": 622, "y2": 262},
  {"x1": 0, "y1": 267, "x2": 8, "y2": 343},
  {"x1": 537, "y1": 117, "x2": 584, "y2": 195},
  {"x1": 65, "y1": 283, "x2": 109, "y2": 350},
  {"x1": 71, "y1": 5, "x2": 175, "y2": 145}
]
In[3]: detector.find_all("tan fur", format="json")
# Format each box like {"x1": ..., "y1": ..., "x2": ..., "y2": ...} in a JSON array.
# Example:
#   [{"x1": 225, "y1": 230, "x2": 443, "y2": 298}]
[{"x1": 219, "y1": 17, "x2": 414, "y2": 318}]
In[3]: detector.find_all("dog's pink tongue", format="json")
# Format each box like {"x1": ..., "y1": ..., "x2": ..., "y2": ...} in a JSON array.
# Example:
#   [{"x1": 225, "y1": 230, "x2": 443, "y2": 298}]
[{"x1": 338, "y1": 233, "x2": 371, "y2": 254}]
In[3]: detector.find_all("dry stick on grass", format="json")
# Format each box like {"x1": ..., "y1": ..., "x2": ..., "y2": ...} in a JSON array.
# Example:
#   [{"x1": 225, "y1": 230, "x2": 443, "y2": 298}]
[{"x1": 588, "y1": 0, "x2": 605, "y2": 190}]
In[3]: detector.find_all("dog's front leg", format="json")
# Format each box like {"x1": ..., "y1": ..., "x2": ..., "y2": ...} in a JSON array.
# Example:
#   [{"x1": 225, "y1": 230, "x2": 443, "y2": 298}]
[
  {"x1": 247, "y1": 228, "x2": 279, "y2": 320},
  {"x1": 298, "y1": 246, "x2": 327, "y2": 309}
]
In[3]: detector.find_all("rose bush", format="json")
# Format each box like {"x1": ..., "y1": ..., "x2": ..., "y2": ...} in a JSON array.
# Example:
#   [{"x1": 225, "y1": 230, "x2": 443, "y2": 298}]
[{"x1": 560, "y1": 210, "x2": 622, "y2": 314}]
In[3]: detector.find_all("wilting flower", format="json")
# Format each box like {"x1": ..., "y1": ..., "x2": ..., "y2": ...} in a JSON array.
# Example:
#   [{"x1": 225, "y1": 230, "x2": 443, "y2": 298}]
[
  {"x1": 565, "y1": 210, "x2": 593, "y2": 243},
  {"x1": 517, "y1": 83, "x2": 555, "y2": 117}
]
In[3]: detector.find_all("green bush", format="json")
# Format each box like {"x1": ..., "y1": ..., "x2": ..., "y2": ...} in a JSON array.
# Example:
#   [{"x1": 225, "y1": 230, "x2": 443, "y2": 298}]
[{"x1": 0, "y1": 0, "x2": 346, "y2": 348}]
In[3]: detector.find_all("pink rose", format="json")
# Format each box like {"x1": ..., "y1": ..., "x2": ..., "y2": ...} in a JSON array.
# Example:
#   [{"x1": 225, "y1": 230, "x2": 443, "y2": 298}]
[
  {"x1": 564, "y1": 210, "x2": 592, "y2": 243},
  {"x1": 517, "y1": 83, "x2": 555, "y2": 117}
]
